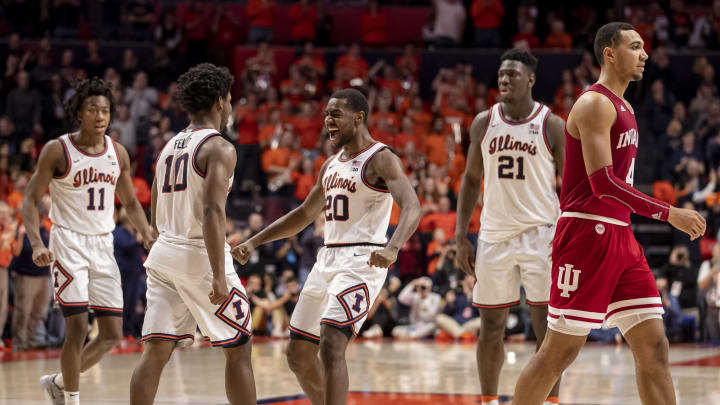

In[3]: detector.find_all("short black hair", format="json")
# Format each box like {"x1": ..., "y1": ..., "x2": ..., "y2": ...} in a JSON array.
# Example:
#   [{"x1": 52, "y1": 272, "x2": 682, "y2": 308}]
[
  {"x1": 175, "y1": 63, "x2": 234, "y2": 114},
  {"x1": 330, "y1": 88, "x2": 369, "y2": 123},
  {"x1": 499, "y1": 48, "x2": 538, "y2": 73},
  {"x1": 65, "y1": 77, "x2": 116, "y2": 125},
  {"x1": 594, "y1": 22, "x2": 635, "y2": 65}
]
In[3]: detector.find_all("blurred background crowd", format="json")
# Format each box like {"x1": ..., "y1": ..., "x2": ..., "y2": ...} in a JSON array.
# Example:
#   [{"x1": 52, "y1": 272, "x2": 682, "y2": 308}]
[{"x1": 1, "y1": 0, "x2": 720, "y2": 352}]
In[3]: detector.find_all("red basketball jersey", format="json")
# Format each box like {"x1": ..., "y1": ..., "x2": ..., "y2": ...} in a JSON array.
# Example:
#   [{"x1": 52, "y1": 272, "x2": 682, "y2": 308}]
[{"x1": 560, "y1": 83, "x2": 639, "y2": 223}]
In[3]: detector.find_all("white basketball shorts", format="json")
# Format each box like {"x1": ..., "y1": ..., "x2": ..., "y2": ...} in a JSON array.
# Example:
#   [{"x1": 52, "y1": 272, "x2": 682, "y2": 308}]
[
  {"x1": 49, "y1": 225, "x2": 123, "y2": 317},
  {"x1": 141, "y1": 239, "x2": 251, "y2": 347},
  {"x1": 473, "y1": 224, "x2": 554, "y2": 309},
  {"x1": 289, "y1": 244, "x2": 388, "y2": 342}
]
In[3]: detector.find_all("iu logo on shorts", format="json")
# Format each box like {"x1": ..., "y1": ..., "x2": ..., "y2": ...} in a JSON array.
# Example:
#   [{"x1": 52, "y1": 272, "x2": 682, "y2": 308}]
[{"x1": 557, "y1": 264, "x2": 581, "y2": 298}]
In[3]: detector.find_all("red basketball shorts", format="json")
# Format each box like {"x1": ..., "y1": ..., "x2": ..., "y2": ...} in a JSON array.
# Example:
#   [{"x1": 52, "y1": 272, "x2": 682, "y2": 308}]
[{"x1": 548, "y1": 213, "x2": 664, "y2": 334}]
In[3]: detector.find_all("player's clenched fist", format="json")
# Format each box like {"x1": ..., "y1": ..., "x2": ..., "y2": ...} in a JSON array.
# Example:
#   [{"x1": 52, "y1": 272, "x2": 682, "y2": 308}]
[
  {"x1": 32, "y1": 247, "x2": 54, "y2": 267},
  {"x1": 668, "y1": 206, "x2": 707, "y2": 240},
  {"x1": 231, "y1": 242, "x2": 253, "y2": 264},
  {"x1": 367, "y1": 247, "x2": 399, "y2": 268},
  {"x1": 208, "y1": 276, "x2": 229, "y2": 305}
]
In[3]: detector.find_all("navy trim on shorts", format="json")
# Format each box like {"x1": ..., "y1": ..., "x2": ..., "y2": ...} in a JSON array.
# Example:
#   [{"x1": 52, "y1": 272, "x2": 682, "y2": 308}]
[
  {"x1": 289, "y1": 325, "x2": 321, "y2": 344},
  {"x1": 60, "y1": 305, "x2": 89, "y2": 317},
  {"x1": 141, "y1": 333, "x2": 195, "y2": 343},
  {"x1": 324, "y1": 242, "x2": 385, "y2": 248},
  {"x1": 320, "y1": 320, "x2": 355, "y2": 339},
  {"x1": 91, "y1": 306, "x2": 124, "y2": 317}
]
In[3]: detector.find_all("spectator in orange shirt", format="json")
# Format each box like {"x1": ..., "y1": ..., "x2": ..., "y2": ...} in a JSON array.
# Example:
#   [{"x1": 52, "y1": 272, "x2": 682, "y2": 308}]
[
  {"x1": 373, "y1": 94, "x2": 399, "y2": 130},
  {"x1": 407, "y1": 97, "x2": 432, "y2": 139},
  {"x1": 247, "y1": 0, "x2": 276, "y2": 45},
  {"x1": 395, "y1": 44, "x2": 420, "y2": 79},
  {"x1": 292, "y1": 157, "x2": 315, "y2": 202},
  {"x1": 471, "y1": 0, "x2": 504, "y2": 47},
  {"x1": 257, "y1": 87, "x2": 280, "y2": 125},
  {"x1": 259, "y1": 109, "x2": 285, "y2": 149},
  {"x1": 281, "y1": 65, "x2": 314, "y2": 106},
  {"x1": 395, "y1": 116, "x2": 419, "y2": 151},
  {"x1": 513, "y1": 19, "x2": 540, "y2": 49},
  {"x1": 426, "y1": 228, "x2": 449, "y2": 276},
  {"x1": 425, "y1": 117, "x2": 450, "y2": 167},
  {"x1": 293, "y1": 102, "x2": 323, "y2": 151},
  {"x1": 362, "y1": 1, "x2": 389, "y2": 46},
  {"x1": 262, "y1": 131, "x2": 302, "y2": 194},
  {"x1": 544, "y1": 19, "x2": 573, "y2": 50},
  {"x1": 378, "y1": 65, "x2": 403, "y2": 99},
  {"x1": 334, "y1": 43, "x2": 369, "y2": 79},
  {"x1": 7, "y1": 174, "x2": 27, "y2": 211},
  {"x1": 235, "y1": 94, "x2": 262, "y2": 194},
  {"x1": 373, "y1": 118, "x2": 396, "y2": 147},
  {"x1": 289, "y1": 0, "x2": 317, "y2": 43},
  {"x1": 292, "y1": 42, "x2": 326, "y2": 78},
  {"x1": 420, "y1": 196, "x2": 457, "y2": 238}
]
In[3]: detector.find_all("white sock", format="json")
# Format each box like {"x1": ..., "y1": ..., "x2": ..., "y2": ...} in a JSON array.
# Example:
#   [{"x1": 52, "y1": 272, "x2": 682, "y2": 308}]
[
  {"x1": 482, "y1": 400, "x2": 499, "y2": 405},
  {"x1": 54, "y1": 373, "x2": 64, "y2": 389},
  {"x1": 64, "y1": 391, "x2": 79, "y2": 404}
]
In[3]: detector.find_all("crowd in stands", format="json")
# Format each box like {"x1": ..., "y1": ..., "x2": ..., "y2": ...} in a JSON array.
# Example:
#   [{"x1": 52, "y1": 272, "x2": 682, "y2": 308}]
[{"x1": 2, "y1": 1, "x2": 720, "y2": 352}]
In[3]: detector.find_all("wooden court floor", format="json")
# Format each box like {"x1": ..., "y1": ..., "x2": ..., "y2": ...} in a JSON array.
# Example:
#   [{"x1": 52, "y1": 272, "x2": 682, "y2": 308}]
[{"x1": 1, "y1": 338, "x2": 719, "y2": 404}]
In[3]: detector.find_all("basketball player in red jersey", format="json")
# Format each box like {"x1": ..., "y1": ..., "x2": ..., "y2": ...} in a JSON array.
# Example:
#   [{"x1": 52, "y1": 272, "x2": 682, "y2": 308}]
[{"x1": 512, "y1": 22, "x2": 705, "y2": 405}]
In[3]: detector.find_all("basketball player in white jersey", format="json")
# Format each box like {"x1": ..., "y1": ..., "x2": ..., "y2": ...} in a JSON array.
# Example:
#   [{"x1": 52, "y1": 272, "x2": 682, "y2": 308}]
[
  {"x1": 129, "y1": 64, "x2": 256, "y2": 405},
  {"x1": 454, "y1": 49, "x2": 566, "y2": 405},
  {"x1": 20, "y1": 78, "x2": 155, "y2": 405},
  {"x1": 233, "y1": 88, "x2": 421, "y2": 405}
]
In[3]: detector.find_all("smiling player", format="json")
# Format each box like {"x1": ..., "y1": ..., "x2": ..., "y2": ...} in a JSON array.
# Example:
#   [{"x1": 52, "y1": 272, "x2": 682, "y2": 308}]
[{"x1": 232, "y1": 88, "x2": 421, "y2": 405}]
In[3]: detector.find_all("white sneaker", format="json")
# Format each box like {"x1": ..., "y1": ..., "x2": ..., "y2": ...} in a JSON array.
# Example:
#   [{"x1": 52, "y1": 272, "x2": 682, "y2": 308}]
[{"x1": 40, "y1": 374, "x2": 65, "y2": 405}]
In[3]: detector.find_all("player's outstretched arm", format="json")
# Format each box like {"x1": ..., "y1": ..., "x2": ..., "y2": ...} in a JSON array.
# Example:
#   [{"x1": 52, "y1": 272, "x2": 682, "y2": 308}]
[
  {"x1": 114, "y1": 142, "x2": 156, "y2": 249},
  {"x1": 454, "y1": 111, "x2": 488, "y2": 277},
  {"x1": 199, "y1": 137, "x2": 237, "y2": 305},
  {"x1": 20, "y1": 140, "x2": 64, "y2": 267},
  {"x1": 574, "y1": 93, "x2": 706, "y2": 239},
  {"x1": 366, "y1": 149, "x2": 421, "y2": 268},
  {"x1": 231, "y1": 159, "x2": 330, "y2": 264}
]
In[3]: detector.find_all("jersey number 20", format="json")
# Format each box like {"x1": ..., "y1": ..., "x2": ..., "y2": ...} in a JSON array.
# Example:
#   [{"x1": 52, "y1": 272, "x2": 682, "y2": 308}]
[{"x1": 325, "y1": 195, "x2": 349, "y2": 221}]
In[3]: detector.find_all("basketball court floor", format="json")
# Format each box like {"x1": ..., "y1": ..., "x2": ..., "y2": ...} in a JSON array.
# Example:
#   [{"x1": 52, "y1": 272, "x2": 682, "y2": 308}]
[{"x1": 1, "y1": 338, "x2": 719, "y2": 404}]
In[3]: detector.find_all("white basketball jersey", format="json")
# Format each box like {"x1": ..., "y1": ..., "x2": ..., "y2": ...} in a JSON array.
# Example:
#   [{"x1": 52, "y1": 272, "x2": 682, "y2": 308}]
[
  {"x1": 153, "y1": 127, "x2": 233, "y2": 247},
  {"x1": 49, "y1": 134, "x2": 120, "y2": 235},
  {"x1": 322, "y1": 142, "x2": 393, "y2": 246},
  {"x1": 479, "y1": 102, "x2": 560, "y2": 243}
]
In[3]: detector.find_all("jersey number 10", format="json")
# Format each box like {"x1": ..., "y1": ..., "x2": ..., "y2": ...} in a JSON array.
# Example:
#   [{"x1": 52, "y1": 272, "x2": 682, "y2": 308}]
[{"x1": 161, "y1": 153, "x2": 189, "y2": 193}]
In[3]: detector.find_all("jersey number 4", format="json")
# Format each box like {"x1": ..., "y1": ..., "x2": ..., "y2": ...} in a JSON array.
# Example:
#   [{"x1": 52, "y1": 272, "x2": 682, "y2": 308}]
[
  {"x1": 498, "y1": 156, "x2": 526, "y2": 180},
  {"x1": 161, "y1": 153, "x2": 189, "y2": 193},
  {"x1": 325, "y1": 195, "x2": 349, "y2": 221}
]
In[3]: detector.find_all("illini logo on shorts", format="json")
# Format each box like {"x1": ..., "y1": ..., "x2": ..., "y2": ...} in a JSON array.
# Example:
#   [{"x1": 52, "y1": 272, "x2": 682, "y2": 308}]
[{"x1": 557, "y1": 264, "x2": 581, "y2": 298}]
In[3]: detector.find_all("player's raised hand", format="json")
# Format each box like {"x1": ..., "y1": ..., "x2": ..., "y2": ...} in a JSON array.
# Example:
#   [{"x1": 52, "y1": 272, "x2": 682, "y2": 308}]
[
  {"x1": 368, "y1": 246, "x2": 399, "y2": 268},
  {"x1": 454, "y1": 236, "x2": 476, "y2": 279},
  {"x1": 32, "y1": 246, "x2": 54, "y2": 267},
  {"x1": 231, "y1": 242, "x2": 253, "y2": 265},
  {"x1": 208, "y1": 276, "x2": 229, "y2": 305},
  {"x1": 668, "y1": 206, "x2": 706, "y2": 240}
]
